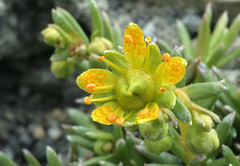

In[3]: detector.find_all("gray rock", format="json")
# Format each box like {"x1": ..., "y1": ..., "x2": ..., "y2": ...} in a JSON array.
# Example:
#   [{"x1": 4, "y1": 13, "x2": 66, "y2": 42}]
[{"x1": 182, "y1": 13, "x2": 202, "y2": 35}]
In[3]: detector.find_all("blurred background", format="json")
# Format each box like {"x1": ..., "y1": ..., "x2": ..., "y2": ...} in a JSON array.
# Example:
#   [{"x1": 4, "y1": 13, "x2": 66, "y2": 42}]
[{"x1": 0, "y1": 0, "x2": 239, "y2": 164}]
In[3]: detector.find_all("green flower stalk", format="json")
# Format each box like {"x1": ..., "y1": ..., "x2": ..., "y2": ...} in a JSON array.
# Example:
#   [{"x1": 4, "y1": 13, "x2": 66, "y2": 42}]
[{"x1": 76, "y1": 23, "x2": 187, "y2": 126}]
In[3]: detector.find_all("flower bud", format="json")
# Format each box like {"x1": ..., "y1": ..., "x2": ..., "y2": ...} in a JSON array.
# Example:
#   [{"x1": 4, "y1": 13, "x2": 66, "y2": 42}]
[
  {"x1": 139, "y1": 119, "x2": 168, "y2": 141},
  {"x1": 186, "y1": 125, "x2": 219, "y2": 155},
  {"x1": 41, "y1": 27, "x2": 65, "y2": 47},
  {"x1": 89, "y1": 37, "x2": 113, "y2": 56},
  {"x1": 199, "y1": 113, "x2": 214, "y2": 132},
  {"x1": 51, "y1": 60, "x2": 74, "y2": 78},
  {"x1": 144, "y1": 135, "x2": 172, "y2": 154}
]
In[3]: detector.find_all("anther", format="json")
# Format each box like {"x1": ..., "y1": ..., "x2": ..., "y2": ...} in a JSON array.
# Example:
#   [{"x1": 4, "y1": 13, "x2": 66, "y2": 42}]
[
  {"x1": 107, "y1": 112, "x2": 117, "y2": 122},
  {"x1": 98, "y1": 56, "x2": 105, "y2": 61},
  {"x1": 125, "y1": 34, "x2": 133, "y2": 43},
  {"x1": 116, "y1": 118, "x2": 125, "y2": 125},
  {"x1": 141, "y1": 108, "x2": 149, "y2": 116},
  {"x1": 84, "y1": 96, "x2": 92, "y2": 105},
  {"x1": 86, "y1": 84, "x2": 96, "y2": 92},
  {"x1": 160, "y1": 87, "x2": 166, "y2": 92},
  {"x1": 162, "y1": 53, "x2": 171, "y2": 62},
  {"x1": 145, "y1": 36, "x2": 152, "y2": 43}
]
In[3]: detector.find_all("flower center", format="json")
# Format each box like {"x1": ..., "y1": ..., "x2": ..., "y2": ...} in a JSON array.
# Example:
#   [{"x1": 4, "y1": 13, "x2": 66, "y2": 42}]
[{"x1": 116, "y1": 69, "x2": 155, "y2": 110}]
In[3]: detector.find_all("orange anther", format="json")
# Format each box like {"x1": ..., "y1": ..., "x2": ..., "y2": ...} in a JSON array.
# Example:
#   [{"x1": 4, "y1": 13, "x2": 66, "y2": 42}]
[
  {"x1": 125, "y1": 34, "x2": 133, "y2": 43},
  {"x1": 160, "y1": 87, "x2": 166, "y2": 92},
  {"x1": 107, "y1": 112, "x2": 117, "y2": 122},
  {"x1": 116, "y1": 118, "x2": 125, "y2": 125},
  {"x1": 145, "y1": 36, "x2": 152, "y2": 43},
  {"x1": 86, "y1": 84, "x2": 96, "y2": 92},
  {"x1": 141, "y1": 108, "x2": 149, "y2": 116},
  {"x1": 98, "y1": 56, "x2": 104, "y2": 61},
  {"x1": 162, "y1": 53, "x2": 171, "y2": 62},
  {"x1": 84, "y1": 96, "x2": 92, "y2": 105}
]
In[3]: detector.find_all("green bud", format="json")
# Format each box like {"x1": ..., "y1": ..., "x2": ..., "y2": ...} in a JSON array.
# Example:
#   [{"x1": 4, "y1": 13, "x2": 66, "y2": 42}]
[
  {"x1": 75, "y1": 44, "x2": 87, "y2": 57},
  {"x1": 89, "y1": 37, "x2": 113, "y2": 56},
  {"x1": 144, "y1": 135, "x2": 172, "y2": 154},
  {"x1": 186, "y1": 126, "x2": 219, "y2": 155},
  {"x1": 139, "y1": 119, "x2": 168, "y2": 141},
  {"x1": 199, "y1": 113, "x2": 214, "y2": 132},
  {"x1": 153, "y1": 86, "x2": 176, "y2": 109},
  {"x1": 51, "y1": 60, "x2": 74, "y2": 78},
  {"x1": 41, "y1": 27, "x2": 65, "y2": 47}
]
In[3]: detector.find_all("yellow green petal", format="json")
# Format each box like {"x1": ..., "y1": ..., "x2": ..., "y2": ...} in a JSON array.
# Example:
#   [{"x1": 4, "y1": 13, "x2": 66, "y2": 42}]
[
  {"x1": 135, "y1": 102, "x2": 160, "y2": 124},
  {"x1": 155, "y1": 57, "x2": 187, "y2": 86},
  {"x1": 91, "y1": 102, "x2": 124, "y2": 125},
  {"x1": 123, "y1": 23, "x2": 146, "y2": 69},
  {"x1": 76, "y1": 69, "x2": 117, "y2": 93}
]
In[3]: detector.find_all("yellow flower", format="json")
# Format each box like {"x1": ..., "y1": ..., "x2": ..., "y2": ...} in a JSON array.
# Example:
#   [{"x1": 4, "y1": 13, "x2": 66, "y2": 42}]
[{"x1": 76, "y1": 23, "x2": 187, "y2": 126}]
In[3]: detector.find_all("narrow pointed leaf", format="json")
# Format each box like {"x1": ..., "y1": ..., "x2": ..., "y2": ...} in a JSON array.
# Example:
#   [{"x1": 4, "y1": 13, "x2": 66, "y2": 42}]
[
  {"x1": 171, "y1": 97, "x2": 192, "y2": 125},
  {"x1": 57, "y1": 7, "x2": 89, "y2": 45},
  {"x1": 67, "y1": 135, "x2": 94, "y2": 150},
  {"x1": 216, "y1": 46, "x2": 240, "y2": 67},
  {"x1": 222, "y1": 145, "x2": 240, "y2": 166},
  {"x1": 194, "y1": 14, "x2": 210, "y2": 61},
  {"x1": 222, "y1": 14, "x2": 240, "y2": 50},
  {"x1": 177, "y1": 20, "x2": 194, "y2": 60},
  {"x1": 157, "y1": 39, "x2": 173, "y2": 54},
  {"x1": 102, "y1": 12, "x2": 114, "y2": 43},
  {"x1": 210, "y1": 11, "x2": 228, "y2": 50},
  {"x1": 68, "y1": 108, "x2": 96, "y2": 128},
  {"x1": 46, "y1": 146, "x2": 62, "y2": 166},
  {"x1": 88, "y1": 0, "x2": 102, "y2": 37},
  {"x1": 112, "y1": 23, "x2": 122, "y2": 49},
  {"x1": 0, "y1": 151, "x2": 18, "y2": 166},
  {"x1": 83, "y1": 153, "x2": 116, "y2": 166},
  {"x1": 23, "y1": 149, "x2": 41, "y2": 166}
]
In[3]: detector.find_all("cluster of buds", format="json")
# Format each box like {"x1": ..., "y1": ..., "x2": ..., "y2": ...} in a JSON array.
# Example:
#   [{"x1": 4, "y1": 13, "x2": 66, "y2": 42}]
[{"x1": 41, "y1": 0, "x2": 118, "y2": 79}]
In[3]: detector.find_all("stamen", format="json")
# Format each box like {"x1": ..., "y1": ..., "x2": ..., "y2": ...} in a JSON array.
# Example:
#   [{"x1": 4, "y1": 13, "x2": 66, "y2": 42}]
[
  {"x1": 102, "y1": 58, "x2": 127, "y2": 74},
  {"x1": 125, "y1": 34, "x2": 133, "y2": 43},
  {"x1": 98, "y1": 56, "x2": 104, "y2": 61},
  {"x1": 95, "y1": 84, "x2": 116, "y2": 91},
  {"x1": 160, "y1": 87, "x2": 166, "y2": 92},
  {"x1": 84, "y1": 96, "x2": 92, "y2": 105},
  {"x1": 145, "y1": 36, "x2": 152, "y2": 43},
  {"x1": 140, "y1": 108, "x2": 149, "y2": 116},
  {"x1": 116, "y1": 118, "x2": 125, "y2": 125},
  {"x1": 107, "y1": 112, "x2": 117, "y2": 122},
  {"x1": 162, "y1": 53, "x2": 171, "y2": 62},
  {"x1": 86, "y1": 84, "x2": 96, "y2": 92},
  {"x1": 91, "y1": 95, "x2": 117, "y2": 102}
]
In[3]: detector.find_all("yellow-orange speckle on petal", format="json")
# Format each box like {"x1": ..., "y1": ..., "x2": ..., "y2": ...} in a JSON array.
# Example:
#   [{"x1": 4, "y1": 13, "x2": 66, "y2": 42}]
[
  {"x1": 76, "y1": 69, "x2": 118, "y2": 93},
  {"x1": 123, "y1": 23, "x2": 145, "y2": 69},
  {"x1": 91, "y1": 102, "x2": 119, "y2": 125},
  {"x1": 116, "y1": 118, "x2": 125, "y2": 125},
  {"x1": 135, "y1": 103, "x2": 159, "y2": 124},
  {"x1": 155, "y1": 57, "x2": 187, "y2": 86}
]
